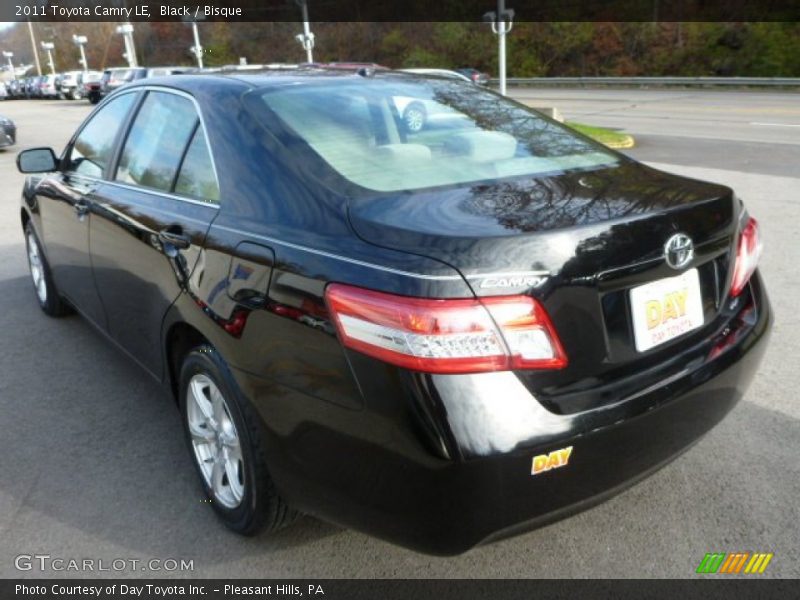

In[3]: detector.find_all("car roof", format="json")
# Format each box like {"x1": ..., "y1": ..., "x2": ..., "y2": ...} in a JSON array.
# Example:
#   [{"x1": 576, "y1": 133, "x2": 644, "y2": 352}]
[{"x1": 125, "y1": 67, "x2": 471, "y2": 95}]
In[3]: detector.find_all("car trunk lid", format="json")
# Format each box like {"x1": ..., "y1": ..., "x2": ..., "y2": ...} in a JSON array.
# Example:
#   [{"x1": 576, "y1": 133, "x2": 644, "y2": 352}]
[{"x1": 347, "y1": 162, "x2": 739, "y2": 413}]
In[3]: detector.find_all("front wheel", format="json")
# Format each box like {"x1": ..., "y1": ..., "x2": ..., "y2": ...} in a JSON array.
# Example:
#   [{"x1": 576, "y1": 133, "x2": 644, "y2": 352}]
[
  {"x1": 179, "y1": 345, "x2": 296, "y2": 535},
  {"x1": 24, "y1": 223, "x2": 71, "y2": 317}
]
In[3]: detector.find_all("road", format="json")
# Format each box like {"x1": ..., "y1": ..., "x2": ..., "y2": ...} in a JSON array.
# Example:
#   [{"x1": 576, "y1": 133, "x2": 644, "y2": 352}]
[
  {"x1": 0, "y1": 92, "x2": 798, "y2": 579},
  {"x1": 513, "y1": 87, "x2": 800, "y2": 177}
]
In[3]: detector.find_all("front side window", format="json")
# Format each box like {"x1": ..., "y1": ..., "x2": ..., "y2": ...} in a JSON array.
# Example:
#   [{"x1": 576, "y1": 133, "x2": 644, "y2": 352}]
[
  {"x1": 251, "y1": 80, "x2": 620, "y2": 193},
  {"x1": 115, "y1": 91, "x2": 198, "y2": 193},
  {"x1": 65, "y1": 92, "x2": 137, "y2": 178}
]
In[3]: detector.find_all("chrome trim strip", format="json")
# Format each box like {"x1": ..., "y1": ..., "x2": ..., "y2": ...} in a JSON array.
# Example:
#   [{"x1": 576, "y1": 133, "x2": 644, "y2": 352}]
[
  {"x1": 212, "y1": 224, "x2": 463, "y2": 281},
  {"x1": 465, "y1": 270, "x2": 549, "y2": 280},
  {"x1": 103, "y1": 180, "x2": 221, "y2": 209},
  {"x1": 596, "y1": 236, "x2": 731, "y2": 280}
]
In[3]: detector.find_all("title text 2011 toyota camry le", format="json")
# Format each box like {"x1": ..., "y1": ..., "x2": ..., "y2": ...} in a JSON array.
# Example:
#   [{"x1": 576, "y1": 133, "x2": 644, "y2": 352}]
[{"x1": 16, "y1": 71, "x2": 771, "y2": 555}]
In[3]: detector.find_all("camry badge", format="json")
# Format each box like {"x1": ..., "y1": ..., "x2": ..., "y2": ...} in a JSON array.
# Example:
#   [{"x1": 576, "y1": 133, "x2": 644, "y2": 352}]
[
  {"x1": 664, "y1": 233, "x2": 694, "y2": 270},
  {"x1": 472, "y1": 271, "x2": 549, "y2": 289},
  {"x1": 531, "y1": 446, "x2": 573, "y2": 476}
]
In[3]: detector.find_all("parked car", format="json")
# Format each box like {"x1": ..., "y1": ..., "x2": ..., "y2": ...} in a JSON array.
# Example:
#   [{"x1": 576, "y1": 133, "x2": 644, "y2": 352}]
[
  {"x1": 456, "y1": 67, "x2": 491, "y2": 85},
  {"x1": 399, "y1": 68, "x2": 472, "y2": 83},
  {"x1": 0, "y1": 113, "x2": 15, "y2": 147},
  {"x1": 16, "y1": 71, "x2": 771, "y2": 555},
  {"x1": 21, "y1": 78, "x2": 33, "y2": 98},
  {"x1": 394, "y1": 70, "x2": 475, "y2": 132},
  {"x1": 57, "y1": 71, "x2": 85, "y2": 100},
  {"x1": 77, "y1": 70, "x2": 103, "y2": 100},
  {"x1": 146, "y1": 66, "x2": 197, "y2": 77},
  {"x1": 38, "y1": 74, "x2": 59, "y2": 99},
  {"x1": 27, "y1": 76, "x2": 42, "y2": 98},
  {"x1": 21, "y1": 77, "x2": 35, "y2": 98},
  {"x1": 7, "y1": 79, "x2": 21, "y2": 98},
  {"x1": 53, "y1": 73, "x2": 65, "y2": 97},
  {"x1": 301, "y1": 61, "x2": 390, "y2": 72},
  {"x1": 88, "y1": 67, "x2": 147, "y2": 104}
]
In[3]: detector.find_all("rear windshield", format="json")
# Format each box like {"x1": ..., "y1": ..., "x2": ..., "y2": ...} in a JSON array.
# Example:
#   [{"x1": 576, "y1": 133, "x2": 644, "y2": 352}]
[{"x1": 250, "y1": 78, "x2": 620, "y2": 193}]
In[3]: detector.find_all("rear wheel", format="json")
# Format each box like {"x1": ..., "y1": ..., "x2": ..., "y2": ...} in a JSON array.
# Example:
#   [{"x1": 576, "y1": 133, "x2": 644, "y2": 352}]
[
  {"x1": 179, "y1": 345, "x2": 296, "y2": 535},
  {"x1": 88, "y1": 92, "x2": 99, "y2": 105},
  {"x1": 24, "y1": 223, "x2": 71, "y2": 317}
]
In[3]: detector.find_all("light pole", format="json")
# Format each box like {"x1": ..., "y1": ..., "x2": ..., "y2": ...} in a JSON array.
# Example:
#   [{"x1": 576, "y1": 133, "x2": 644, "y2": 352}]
[
  {"x1": 484, "y1": 0, "x2": 514, "y2": 96},
  {"x1": 295, "y1": 0, "x2": 315, "y2": 63},
  {"x1": 189, "y1": 21, "x2": 204, "y2": 69},
  {"x1": 2, "y1": 51, "x2": 14, "y2": 79},
  {"x1": 73, "y1": 35, "x2": 89, "y2": 71},
  {"x1": 41, "y1": 41, "x2": 55, "y2": 74},
  {"x1": 115, "y1": 23, "x2": 138, "y2": 68},
  {"x1": 27, "y1": 21, "x2": 42, "y2": 76}
]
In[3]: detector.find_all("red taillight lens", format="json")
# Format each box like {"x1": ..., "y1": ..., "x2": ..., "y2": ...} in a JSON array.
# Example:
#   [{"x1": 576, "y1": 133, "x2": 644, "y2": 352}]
[
  {"x1": 324, "y1": 284, "x2": 567, "y2": 374},
  {"x1": 730, "y1": 217, "x2": 763, "y2": 298}
]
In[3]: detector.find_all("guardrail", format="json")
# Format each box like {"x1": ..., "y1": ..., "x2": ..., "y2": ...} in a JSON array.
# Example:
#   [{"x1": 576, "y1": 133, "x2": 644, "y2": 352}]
[{"x1": 497, "y1": 76, "x2": 800, "y2": 88}]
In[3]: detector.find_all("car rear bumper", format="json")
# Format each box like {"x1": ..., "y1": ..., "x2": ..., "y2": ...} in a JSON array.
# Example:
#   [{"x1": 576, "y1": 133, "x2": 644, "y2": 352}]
[{"x1": 233, "y1": 272, "x2": 770, "y2": 555}]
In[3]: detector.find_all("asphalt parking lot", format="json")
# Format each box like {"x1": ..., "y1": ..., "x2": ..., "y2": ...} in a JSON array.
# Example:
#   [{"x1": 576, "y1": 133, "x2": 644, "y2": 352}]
[{"x1": 0, "y1": 92, "x2": 798, "y2": 578}]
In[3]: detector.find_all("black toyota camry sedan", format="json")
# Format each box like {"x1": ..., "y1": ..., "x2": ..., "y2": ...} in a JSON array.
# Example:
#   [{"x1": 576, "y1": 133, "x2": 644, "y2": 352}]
[{"x1": 16, "y1": 70, "x2": 770, "y2": 555}]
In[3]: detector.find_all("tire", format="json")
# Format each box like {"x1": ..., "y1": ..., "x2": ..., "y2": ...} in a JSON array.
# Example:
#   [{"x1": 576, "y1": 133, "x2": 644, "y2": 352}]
[
  {"x1": 179, "y1": 345, "x2": 296, "y2": 535},
  {"x1": 70, "y1": 89, "x2": 81, "y2": 101},
  {"x1": 24, "y1": 222, "x2": 72, "y2": 317},
  {"x1": 88, "y1": 92, "x2": 99, "y2": 105},
  {"x1": 403, "y1": 103, "x2": 427, "y2": 133}
]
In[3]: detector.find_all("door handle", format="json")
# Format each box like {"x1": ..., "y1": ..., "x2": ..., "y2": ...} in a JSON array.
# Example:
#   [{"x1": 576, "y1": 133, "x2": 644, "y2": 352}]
[{"x1": 158, "y1": 228, "x2": 191, "y2": 251}]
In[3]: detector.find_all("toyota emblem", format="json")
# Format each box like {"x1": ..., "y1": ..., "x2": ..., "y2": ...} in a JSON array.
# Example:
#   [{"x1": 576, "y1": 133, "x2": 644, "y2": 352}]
[{"x1": 664, "y1": 233, "x2": 694, "y2": 270}]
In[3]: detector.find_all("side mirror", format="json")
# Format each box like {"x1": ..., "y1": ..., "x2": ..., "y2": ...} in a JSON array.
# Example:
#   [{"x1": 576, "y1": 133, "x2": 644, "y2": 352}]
[{"x1": 17, "y1": 147, "x2": 58, "y2": 173}]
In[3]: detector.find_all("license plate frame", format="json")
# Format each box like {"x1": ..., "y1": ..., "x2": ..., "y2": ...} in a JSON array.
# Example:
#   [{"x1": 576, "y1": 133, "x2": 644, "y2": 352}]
[{"x1": 629, "y1": 268, "x2": 704, "y2": 352}]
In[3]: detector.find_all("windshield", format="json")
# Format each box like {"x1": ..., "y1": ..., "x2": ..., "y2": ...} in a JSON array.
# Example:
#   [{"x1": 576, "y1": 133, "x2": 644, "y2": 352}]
[{"x1": 251, "y1": 78, "x2": 620, "y2": 193}]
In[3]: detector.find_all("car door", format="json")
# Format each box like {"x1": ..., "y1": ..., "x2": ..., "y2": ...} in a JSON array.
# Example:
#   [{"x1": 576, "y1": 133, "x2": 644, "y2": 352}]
[
  {"x1": 89, "y1": 88, "x2": 220, "y2": 377},
  {"x1": 35, "y1": 92, "x2": 138, "y2": 328}
]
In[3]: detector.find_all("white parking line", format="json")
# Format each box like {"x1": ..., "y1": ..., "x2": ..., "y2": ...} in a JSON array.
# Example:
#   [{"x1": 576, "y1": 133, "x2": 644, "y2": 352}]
[{"x1": 750, "y1": 122, "x2": 800, "y2": 127}]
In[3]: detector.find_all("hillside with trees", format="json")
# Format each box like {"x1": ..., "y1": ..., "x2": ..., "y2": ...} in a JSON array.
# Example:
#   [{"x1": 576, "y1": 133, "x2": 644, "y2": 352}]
[{"x1": 1, "y1": 22, "x2": 799, "y2": 77}]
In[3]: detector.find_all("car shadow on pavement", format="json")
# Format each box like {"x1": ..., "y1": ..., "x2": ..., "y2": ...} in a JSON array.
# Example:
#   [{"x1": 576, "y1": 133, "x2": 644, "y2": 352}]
[
  {"x1": 0, "y1": 271, "x2": 797, "y2": 578},
  {"x1": 0, "y1": 274, "x2": 342, "y2": 573}
]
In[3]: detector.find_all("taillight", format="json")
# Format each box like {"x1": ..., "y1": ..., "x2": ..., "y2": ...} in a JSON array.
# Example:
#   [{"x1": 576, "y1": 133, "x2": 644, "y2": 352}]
[
  {"x1": 324, "y1": 284, "x2": 567, "y2": 374},
  {"x1": 730, "y1": 217, "x2": 762, "y2": 297}
]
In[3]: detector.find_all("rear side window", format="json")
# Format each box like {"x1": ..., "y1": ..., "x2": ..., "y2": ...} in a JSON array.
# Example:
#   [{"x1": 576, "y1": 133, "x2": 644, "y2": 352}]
[
  {"x1": 66, "y1": 92, "x2": 137, "y2": 178},
  {"x1": 174, "y1": 127, "x2": 220, "y2": 203},
  {"x1": 115, "y1": 91, "x2": 198, "y2": 193}
]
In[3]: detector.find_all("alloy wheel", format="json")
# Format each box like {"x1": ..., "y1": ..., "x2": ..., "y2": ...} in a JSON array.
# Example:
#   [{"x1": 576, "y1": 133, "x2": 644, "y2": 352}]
[
  {"x1": 186, "y1": 374, "x2": 245, "y2": 509},
  {"x1": 27, "y1": 232, "x2": 47, "y2": 305},
  {"x1": 405, "y1": 108, "x2": 425, "y2": 132}
]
